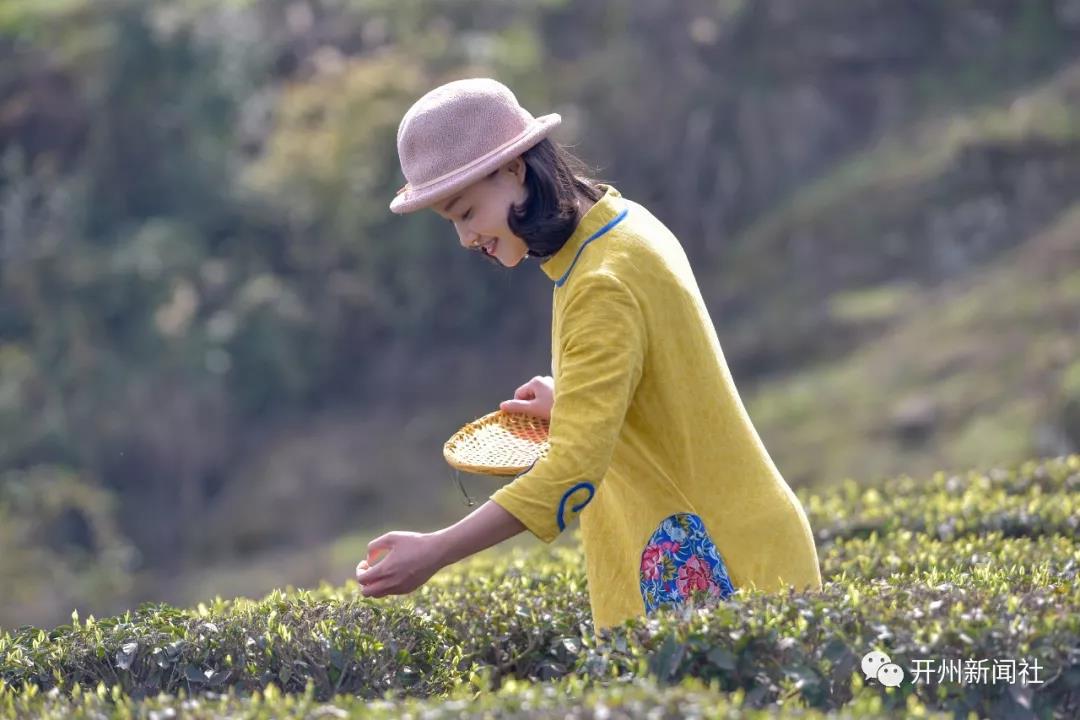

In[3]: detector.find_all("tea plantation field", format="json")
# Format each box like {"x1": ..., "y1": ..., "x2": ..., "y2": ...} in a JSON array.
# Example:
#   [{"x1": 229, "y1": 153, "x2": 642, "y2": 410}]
[{"x1": 2, "y1": 455, "x2": 1078, "y2": 719}]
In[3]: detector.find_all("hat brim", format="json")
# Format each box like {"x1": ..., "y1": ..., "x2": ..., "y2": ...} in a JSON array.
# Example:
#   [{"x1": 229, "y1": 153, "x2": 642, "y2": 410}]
[{"x1": 389, "y1": 113, "x2": 562, "y2": 215}]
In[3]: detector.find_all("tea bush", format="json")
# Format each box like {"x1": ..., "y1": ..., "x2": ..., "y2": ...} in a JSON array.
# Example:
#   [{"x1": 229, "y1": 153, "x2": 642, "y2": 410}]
[{"x1": 2, "y1": 454, "x2": 1078, "y2": 719}]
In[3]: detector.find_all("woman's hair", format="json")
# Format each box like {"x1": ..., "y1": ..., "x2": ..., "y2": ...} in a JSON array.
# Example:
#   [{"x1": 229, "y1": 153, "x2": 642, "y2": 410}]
[{"x1": 472, "y1": 138, "x2": 609, "y2": 266}]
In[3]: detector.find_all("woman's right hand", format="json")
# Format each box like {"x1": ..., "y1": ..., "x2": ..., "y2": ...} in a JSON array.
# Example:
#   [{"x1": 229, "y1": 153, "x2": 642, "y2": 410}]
[{"x1": 500, "y1": 375, "x2": 555, "y2": 421}]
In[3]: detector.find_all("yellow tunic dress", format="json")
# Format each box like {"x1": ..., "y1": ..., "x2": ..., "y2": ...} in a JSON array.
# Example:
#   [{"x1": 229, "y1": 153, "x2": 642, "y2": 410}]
[{"x1": 489, "y1": 183, "x2": 822, "y2": 633}]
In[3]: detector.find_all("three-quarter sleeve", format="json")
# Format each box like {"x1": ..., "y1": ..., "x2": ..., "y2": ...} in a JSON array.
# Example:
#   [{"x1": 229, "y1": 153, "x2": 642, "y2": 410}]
[{"x1": 489, "y1": 271, "x2": 646, "y2": 543}]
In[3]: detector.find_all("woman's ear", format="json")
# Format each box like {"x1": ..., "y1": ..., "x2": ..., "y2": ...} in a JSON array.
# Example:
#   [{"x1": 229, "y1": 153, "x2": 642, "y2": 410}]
[{"x1": 509, "y1": 156, "x2": 527, "y2": 185}]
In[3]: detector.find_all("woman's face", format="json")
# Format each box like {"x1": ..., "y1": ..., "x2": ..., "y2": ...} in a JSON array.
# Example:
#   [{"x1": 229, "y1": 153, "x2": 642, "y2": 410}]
[{"x1": 432, "y1": 157, "x2": 531, "y2": 267}]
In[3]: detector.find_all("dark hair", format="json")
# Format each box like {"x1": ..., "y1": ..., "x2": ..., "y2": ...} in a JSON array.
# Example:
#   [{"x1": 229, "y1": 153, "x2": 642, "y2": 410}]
[{"x1": 471, "y1": 138, "x2": 609, "y2": 266}]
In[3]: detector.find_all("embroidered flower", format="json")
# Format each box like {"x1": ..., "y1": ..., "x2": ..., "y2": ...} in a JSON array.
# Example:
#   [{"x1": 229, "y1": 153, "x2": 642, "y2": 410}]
[
  {"x1": 661, "y1": 518, "x2": 688, "y2": 542},
  {"x1": 641, "y1": 544, "x2": 665, "y2": 580},
  {"x1": 660, "y1": 540, "x2": 680, "y2": 554},
  {"x1": 675, "y1": 554, "x2": 713, "y2": 597}
]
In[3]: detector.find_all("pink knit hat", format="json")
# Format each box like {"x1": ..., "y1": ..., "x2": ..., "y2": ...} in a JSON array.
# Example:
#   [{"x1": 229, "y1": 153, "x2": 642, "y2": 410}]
[{"x1": 390, "y1": 77, "x2": 562, "y2": 214}]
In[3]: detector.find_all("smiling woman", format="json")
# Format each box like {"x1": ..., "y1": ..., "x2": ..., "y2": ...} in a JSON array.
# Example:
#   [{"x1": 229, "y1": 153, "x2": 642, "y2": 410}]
[
  {"x1": 390, "y1": 78, "x2": 608, "y2": 269},
  {"x1": 372, "y1": 77, "x2": 824, "y2": 636},
  {"x1": 430, "y1": 138, "x2": 608, "y2": 269}
]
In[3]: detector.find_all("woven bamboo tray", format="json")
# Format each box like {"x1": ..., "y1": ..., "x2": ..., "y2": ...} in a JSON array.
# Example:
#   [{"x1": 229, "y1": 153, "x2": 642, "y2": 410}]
[{"x1": 443, "y1": 409, "x2": 551, "y2": 476}]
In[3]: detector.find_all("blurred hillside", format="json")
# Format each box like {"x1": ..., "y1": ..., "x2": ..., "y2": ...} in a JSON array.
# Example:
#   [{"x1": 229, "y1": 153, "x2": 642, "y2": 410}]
[{"x1": 1, "y1": 0, "x2": 1079, "y2": 627}]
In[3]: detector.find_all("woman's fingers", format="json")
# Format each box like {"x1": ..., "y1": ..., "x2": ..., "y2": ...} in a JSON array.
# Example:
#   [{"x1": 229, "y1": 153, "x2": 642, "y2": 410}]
[
  {"x1": 359, "y1": 579, "x2": 381, "y2": 596},
  {"x1": 516, "y1": 376, "x2": 546, "y2": 398},
  {"x1": 501, "y1": 377, "x2": 550, "y2": 416},
  {"x1": 356, "y1": 558, "x2": 391, "y2": 586},
  {"x1": 358, "y1": 560, "x2": 404, "y2": 596},
  {"x1": 366, "y1": 534, "x2": 395, "y2": 558},
  {"x1": 361, "y1": 581, "x2": 392, "y2": 598}
]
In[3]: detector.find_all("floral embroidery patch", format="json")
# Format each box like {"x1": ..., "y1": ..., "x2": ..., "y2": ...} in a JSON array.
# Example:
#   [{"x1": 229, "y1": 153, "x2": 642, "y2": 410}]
[{"x1": 639, "y1": 512, "x2": 735, "y2": 613}]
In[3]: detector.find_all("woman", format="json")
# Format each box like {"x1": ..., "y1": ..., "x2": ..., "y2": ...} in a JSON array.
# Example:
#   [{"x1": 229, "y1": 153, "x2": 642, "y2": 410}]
[{"x1": 355, "y1": 77, "x2": 822, "y2": 633}]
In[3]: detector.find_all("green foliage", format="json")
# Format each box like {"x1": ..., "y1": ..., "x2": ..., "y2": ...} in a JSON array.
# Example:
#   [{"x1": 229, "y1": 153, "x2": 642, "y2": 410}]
[
  {"x1": 728, "y1": 60, "x2": 1080, "y2": 374},
  {"x1": 1, "y1": 455, "x2": 1077, "y2": 718},
  {"x1": 0, "y1": 466, "x2": 136, "y2": 626},
  {"x1": 3, "y1": 0, "x2": 1080, "y2": 655},
  {"x1": 748, "y1": 202, "x2": 1080, "y2": 491},
  {"x1": 827, "y1": 283, "x2": 919, "y2": 326},
  {"x1": 0, "y1": 675, "x2": 951, "y2": 719}
]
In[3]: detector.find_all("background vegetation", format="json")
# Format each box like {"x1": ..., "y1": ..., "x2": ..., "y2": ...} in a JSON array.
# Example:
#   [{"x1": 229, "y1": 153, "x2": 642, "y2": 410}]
[{"x1": 1, "y1": 0, "x2": 1078, "y2": 648}]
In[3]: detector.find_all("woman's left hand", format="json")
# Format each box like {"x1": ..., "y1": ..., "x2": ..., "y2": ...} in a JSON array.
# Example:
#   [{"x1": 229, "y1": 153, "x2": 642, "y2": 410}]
[{"x1": 354, "y1": 531, "x2": 445, "y2": 598}]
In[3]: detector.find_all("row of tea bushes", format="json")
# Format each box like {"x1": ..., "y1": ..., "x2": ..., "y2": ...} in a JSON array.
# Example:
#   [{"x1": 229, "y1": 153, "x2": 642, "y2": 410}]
[
  {"x1": 820, "y1": 529, "x2": 1079, "y2": 580},
  {"x1": 2, "y1": 548, "x2": 1075, "y2": 715},
  {"x1": 0, "y1": 674, "x2": 963, "y2": 719},
  {"x1": 1, "y1": 454, "x2": 1077, "y2": 718},
  {"x1": 0, "y1": 595, "x2": 460, "y2": 700},
  {"x1": 802, "y1": 456, "x2": 1080, "y2": 543}
]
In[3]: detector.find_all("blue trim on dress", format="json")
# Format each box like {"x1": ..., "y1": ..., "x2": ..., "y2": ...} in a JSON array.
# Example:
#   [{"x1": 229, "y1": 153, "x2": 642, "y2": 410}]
[
  {"x1": 556, "y1": 481, "x2": 595, "y2": 531},
  {"x1": 554, "y1": 206, "x2": 630, "y2": 288}
]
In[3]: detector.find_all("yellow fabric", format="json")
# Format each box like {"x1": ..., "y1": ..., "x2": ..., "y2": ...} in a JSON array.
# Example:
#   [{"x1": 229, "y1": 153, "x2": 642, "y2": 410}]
[{"x1": 489, "y1": 183, "x2": 822, "y2": 633}]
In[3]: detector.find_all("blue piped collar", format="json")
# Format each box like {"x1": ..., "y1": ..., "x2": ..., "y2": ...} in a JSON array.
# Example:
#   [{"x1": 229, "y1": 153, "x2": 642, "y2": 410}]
[{"x1": 539, "y1": 184, "x2": 629, "y2": 286}]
